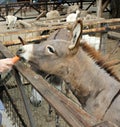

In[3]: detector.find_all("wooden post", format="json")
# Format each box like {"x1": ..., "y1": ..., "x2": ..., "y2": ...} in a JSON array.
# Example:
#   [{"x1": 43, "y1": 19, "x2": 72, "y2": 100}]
[
  {"x1": 111, "y1": 0, "x2": 120, "y2": 18},
  {"x1": 96, "y1": 0, "x2": 107, "y2": 54},
  {"x1": 108, "y1": 31, "x2": 120, "y2": 40},
  {"x1": 102, "y1": 0, "x2": 110, "y2": 12},
  {"x1": 97, "y1": 0, "x2": 102, "y2": 18},
  {"x1": 30, "y1": 0, "x2": 32, "y2": 4},
  {"x1": 99, "y1": 28, "x2": 108, "y2": 54}
]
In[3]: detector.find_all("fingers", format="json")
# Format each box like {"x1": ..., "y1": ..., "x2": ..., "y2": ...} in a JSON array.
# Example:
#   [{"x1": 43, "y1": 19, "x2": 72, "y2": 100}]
[
  {"x1": 0, "y1": 58, "x2": 14, "y2": 73},
  {"x1": 1, "y1": 58, "x2": 14, "y2": 65},
  {"x1": 0, "y1": 64, "x2": 12, "y2": 73}
]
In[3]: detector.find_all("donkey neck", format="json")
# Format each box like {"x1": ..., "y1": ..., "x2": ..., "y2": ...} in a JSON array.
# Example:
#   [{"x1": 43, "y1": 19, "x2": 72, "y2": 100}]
[{"x1": 63, "y1": 48, "x2": 120, "y2": 120}]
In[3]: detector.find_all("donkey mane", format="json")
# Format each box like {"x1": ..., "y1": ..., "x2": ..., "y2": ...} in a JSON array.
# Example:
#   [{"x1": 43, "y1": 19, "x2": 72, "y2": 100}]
[{"x1": 80, "y1": 42, "x2": 120, "y2": 82}]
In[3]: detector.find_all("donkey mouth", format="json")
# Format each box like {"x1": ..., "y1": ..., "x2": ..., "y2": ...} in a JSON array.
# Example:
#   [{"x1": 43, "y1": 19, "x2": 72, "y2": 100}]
[
  {"x1": 16, "y1": 51, "x2": 26, "y2": 62},
  {"x1": 16, "y1": 48, "x2": 30, "y2": 62}
]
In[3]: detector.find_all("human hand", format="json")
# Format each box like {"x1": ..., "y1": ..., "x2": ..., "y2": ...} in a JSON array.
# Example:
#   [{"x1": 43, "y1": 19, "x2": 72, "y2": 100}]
[{"x1": 0, "y1": 58, "x2": 14, "y2": 73}]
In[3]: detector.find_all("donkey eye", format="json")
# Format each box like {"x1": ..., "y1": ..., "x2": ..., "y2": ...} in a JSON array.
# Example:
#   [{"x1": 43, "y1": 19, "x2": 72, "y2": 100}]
[{"x1": 46, "y1": 45, "x2": 55, "y2": 54}]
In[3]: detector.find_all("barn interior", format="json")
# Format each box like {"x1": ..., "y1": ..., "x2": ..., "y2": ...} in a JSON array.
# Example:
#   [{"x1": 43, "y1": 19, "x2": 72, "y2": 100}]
[{"x1": 0, "y1": 0, "x2": 120, "y2": 127}]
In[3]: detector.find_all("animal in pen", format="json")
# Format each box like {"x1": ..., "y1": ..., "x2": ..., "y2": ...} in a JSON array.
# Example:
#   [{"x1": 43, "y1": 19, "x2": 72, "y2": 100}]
[
  {"x1": 46, "y1": 10, "x2": 60, "y2": 19},
  {"x1": 16, "y1": 20, "x2": 120, "y2": 126},
  {"x1": 5, "y1": 15, "x2": 17, "y2": 29},
  {"x1": 30, "y1": 87, "x2": 42, "y2": 107},
  {"x1": 18, "y1": 36, "x2": 63, "y2": 106},
  {"x1": 5, "y1": 15, "x2": 23, "y2": 29},
  {"x1": 18, "y1": 36, "x2": 64, "y2": 126},
  {"x1": 67, "y1": 3, "x2": 80, "y2": 14},
  {"x1": 29, "y1": 71, "x2": 63, "y2": 107},
  {"x1": 66, "y1": 10, "x2": 80, "y2": 23}
]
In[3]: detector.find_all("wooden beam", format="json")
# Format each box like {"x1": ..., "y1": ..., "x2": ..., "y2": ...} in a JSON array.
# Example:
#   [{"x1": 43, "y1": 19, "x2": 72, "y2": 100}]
[
  {"x1": 0, "y1": 18, "x2": 120, "y2": 38},
  {"x1": 104, "y1": 59, "x2": 120, "y2": 67},
  {"x1": 93, "y1": 121, "x2": 117, "y2": 127},
  {"x1": 108, "y1": 31, "x2": 120, "y2": 40},
  {"x1": 3, "y1": 35, "x2": 49, "y2": 46},
  {"x1": 35, "y1": 11, "x2": 46, "y2": 20},
  {"x1": 84, "y1": 18, "x2": 120, "y2": 26},
  {"x1": 83, "y1": 25, "x2": 120, "y2": 34},
  {"x1": 97, "y1": 0, "x2": 102, "y2": 17},
  {"x1": 2, "y1": 25, "x2": 120, "y2": 46},
  {"x1": 102, "y1": 0, "x2": 110, "y2": 12}
]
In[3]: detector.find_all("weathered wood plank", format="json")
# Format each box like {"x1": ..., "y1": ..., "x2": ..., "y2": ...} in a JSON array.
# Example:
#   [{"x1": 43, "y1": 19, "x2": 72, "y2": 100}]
[
  {"x1": 108, "y1": 31, "x2": 120, "y2": 40},
  {"x1": 3, "y1": 35, "x2": 49, "y2": 46},
  {"x1": 83, "y1": 25, "x2": 120, "y2": 34},
  {"x1": 0, "y1": 42, "x2": 97, "y2": 127},
  {"x1": 28, "y1": 18, "x2": 120, "y2": 27},
  {"x1": 97, "y1": 0, "x2": 102, "y2": 17},
  {"x1": 93, "y1": 121, "x2": 117, "y2": 127},
  {"x1": 102, "y1": 0, "x2": 110, "y2": 12},
  {"x1": 0, "y1": 18, "x2": 120, "y2": 37},
  {"x1": 84, "y1": 18, "x2": 120, "y2": 25}
]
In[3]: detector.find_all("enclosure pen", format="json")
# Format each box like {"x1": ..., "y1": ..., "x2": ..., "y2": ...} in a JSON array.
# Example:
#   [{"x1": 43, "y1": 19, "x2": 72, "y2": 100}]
[
  {"x1": 0, "y1": 25, "x2": 119, "y2": 127},
  {"x1": 0, "y1": 18, "x2": 119, "y2": 46},
  {"x1": 0, "y1": 1, "x2": 119, "y2": 126}
]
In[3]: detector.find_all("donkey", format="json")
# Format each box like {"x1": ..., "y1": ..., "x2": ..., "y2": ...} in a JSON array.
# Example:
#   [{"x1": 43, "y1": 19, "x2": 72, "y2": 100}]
[{"x1": 16, "y1": 20, "x2": 120, "y2": 126}]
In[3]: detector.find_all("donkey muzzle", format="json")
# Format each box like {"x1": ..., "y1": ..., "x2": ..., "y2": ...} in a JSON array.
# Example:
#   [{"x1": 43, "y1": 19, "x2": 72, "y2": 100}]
[{"x1": 16, "y1": 47, "x2": 25, "y2": 56}]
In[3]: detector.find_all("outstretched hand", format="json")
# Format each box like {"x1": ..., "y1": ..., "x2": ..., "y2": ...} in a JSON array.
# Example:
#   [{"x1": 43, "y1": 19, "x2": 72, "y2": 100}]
[{"x1": 0, "y1": 58, "x2": 14, "y2": 73}]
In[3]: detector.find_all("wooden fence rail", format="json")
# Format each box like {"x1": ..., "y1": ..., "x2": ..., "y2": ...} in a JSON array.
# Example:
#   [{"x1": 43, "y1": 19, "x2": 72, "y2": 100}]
[{"x1": 0, "y1": 18, "x2": 120, "y2": 37}]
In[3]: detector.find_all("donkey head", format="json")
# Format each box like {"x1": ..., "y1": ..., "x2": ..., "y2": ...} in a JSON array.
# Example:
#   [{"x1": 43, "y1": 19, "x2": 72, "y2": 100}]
[{"x1": 17, "y1": 20, "x2": 83, "y2": 77}]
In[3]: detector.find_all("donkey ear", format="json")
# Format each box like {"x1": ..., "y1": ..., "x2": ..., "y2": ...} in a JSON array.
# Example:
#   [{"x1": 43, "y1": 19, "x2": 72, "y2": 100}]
[
  {"x1": 69, "y1": 19, "x2": 83, "y2": 49},
  {"x1": 18, "y1": 36, "x2": 26, "y2": 45}
]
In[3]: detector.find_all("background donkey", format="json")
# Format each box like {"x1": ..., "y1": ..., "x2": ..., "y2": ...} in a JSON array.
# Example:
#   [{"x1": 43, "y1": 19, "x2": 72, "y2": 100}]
[{"x1": 17, "y1": 20, "x2": 120, "y2": 126}]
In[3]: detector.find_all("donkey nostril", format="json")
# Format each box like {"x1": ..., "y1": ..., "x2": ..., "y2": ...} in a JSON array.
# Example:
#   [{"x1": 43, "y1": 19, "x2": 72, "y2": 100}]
[
  {"x1": 16, "y1": 48, "x2": 24, "y2": 55},
  {"x1": 19, "y1": 48, "x2": 23, "y2": 52}
]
